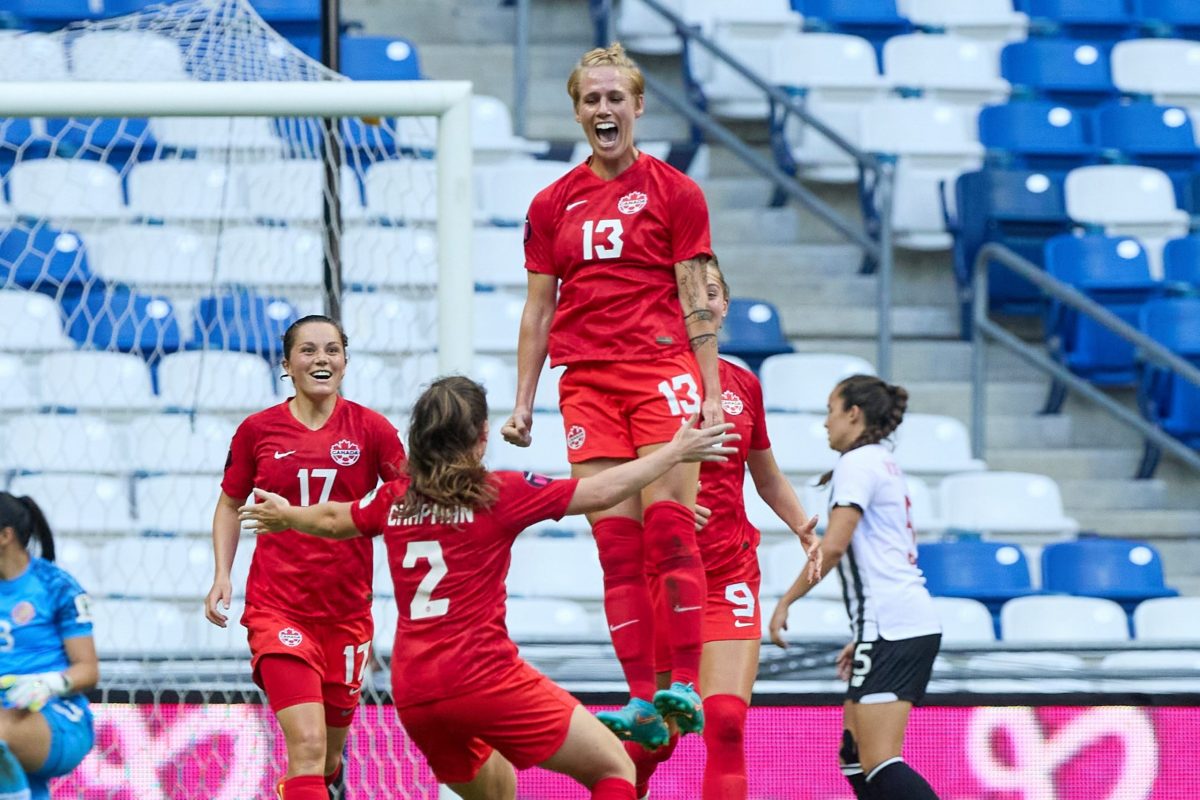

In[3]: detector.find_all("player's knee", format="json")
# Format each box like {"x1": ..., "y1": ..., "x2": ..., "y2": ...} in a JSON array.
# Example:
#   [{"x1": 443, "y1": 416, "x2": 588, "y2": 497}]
[
  {"x1": 703, "y1": 695, "x2": 747, "y2": 751},
  {"x1": 593, "y1": 518, "x2": 647, "y2": 582},
  {"x1": 285, "y1": 722, "x2": 327, "y2": 769}
]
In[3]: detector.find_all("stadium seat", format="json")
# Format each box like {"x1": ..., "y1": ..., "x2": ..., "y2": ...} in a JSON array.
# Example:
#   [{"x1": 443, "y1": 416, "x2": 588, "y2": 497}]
[
  {"x1": 90, "y1": 599, "x2": 188, "y2": 657},
  {"x1": 883, "y1": 34, "x2": 1010, "y2": 107},
  {"x1": 931, "y1": 597, "x2": 997, "y2": 644},
  {"x1": 801, "y1": 474, "x2": 943, "y2": 535},
  {"x1": 341, "y1": 226, "x2": 437, "y2": 289},
  {"x1": 214, "y1": 226, "x2": 323, "y2": 289},
  {"x1": 1093, "y1": 103, "x2": 1200, "y2": 183},
  {"x1": 127, "y1": 161, "x2": 243, "y2": 222},
  {"x1": 187, "y1": 290, "x2": 298, "y2": 357},
  {"x1": 14, "y1": 0, "x2": 143, "y2": 24},
  {"x1": 475, "y1": 161, "x2": 574, "y2": 226},
  {"x1": 892, "y1": 413, "x2": 985, "y2": 475},
  {"x1": 0, "y1": 291, "x2": 73, "y2": 351},
  {"x1": 469, "y1": 95, "x2": 551, "y2": 162},
  {"x1": 340, "y1": 292, "x2": 437, "y2": 354},
  {"x1": 797, "y1": 0, "x2": 913, "y2": 62},
  {"x1": 939, "y1": 471, "x2": 1078, "y2": 539},
  {"x1": 1043, "y1": 234, "x2": 1161, "y2": 385},
  {"x1": 615, "y1": 0, "x2": 685, "y2": 55},
  {"x1": 0, "y1": 224, "x2": 92, "y2": 298},
  {"x1": 55, "y1": 539, "x2": 99, "y2": 595},
  {"x1": 150, "y1": 117, "x2": 280, "y2": 154},
  {"x1": 71, "y1": 31, "x2": 188, "y2": 81},
  {"x1": 134, "y1": 475, "x2": 220, "y2": 536},
  {"x1": 125, "y1": 414, "x2": 234, "y2": 474},
  {"x1": 470, "y1": 354, "x2": 518, "y2": 412},
  {"x1": 508, "y1": 538, "x2": 604, "y2": 600},
  {"x1": 184, "y1": 599, "x2": 250, "y2": 656},
  {"x1": 1000, "y1": 595, "x2": 1130, "y2": 642},
  {"x1": 96, "y1": 537, "x2": 211, "y2": 600},
  {"x1": 1163, "y1": 235, "x2": 1200, "y2": 287},
  {"x1": 1099, "y1": 650, "x2": 1200, "y2": 692},
  {"x1": 8, "y1": 159, "x2": 127, "y2": 221},
  {"x1": 1133, "y1": 597, "x2": 1200, "y2": 641},
  {"x1": 362, "y1": 158, "x2": 439, "y2": 223},
  {"x1": 1138, "y1": 296, "x2": 1200, "y2": 447},
  {"x1": 1041, "y1": 538, "x2": 1177, "y2": 614},
  {"x1": 8, "y1": 474, "x2": 133, "y2": 536},
  {"x1": 1064, "y1": 165, "x2": 1188, "y2": 278},
  {"x1": 759, "y1": 352, "x2": 875, "y2": 412},
  {"x1": 773, "y1": 598, "x2": 851, "y2": 640},
  {"x1": 472, "y1": 226, "x2": 526, "y2": 288},
  {"x1": 0, "y1": 31, "x2": 68, "y2": 81},
  {"x1": 977, "y1": 101, "x2": 1097, "y2": 172},
  {"x1": 339, "y1": 35, "x2": 422, "y2": 80},
  {"x1": 2, "y1": 414, "x2": 127, "y2": 473},
  {"x1": 507, "y1": 598, "x2": 592, "y2": 640},
  {"x1": 157, "y1": 351, "x2": 278, "y2": 413},
  {"x1": 758, "y1": 538, "x2": 843, "y2": 599},
  {"x1": 896, "y1": 0, "x2": 1028, "y2": 43},
  {"x1": 235, "y1": 161, "x2": 364, "y2": 222},
  {"x1": 1133, "y1": 0, "x2": 1200, "y2": 39},
  {"x1": 762, "y1": 413, "x2": 837, "y2": 473},
  {"x1": 0, "y1": 355, "x2": 37, "y2": 412},
  {"x1": 37, "y1": 351, "x2": 157, "y2": 412},
  {"x1": 1022, "y1": 0, "x2": 1137, "y2": 42},
  {"x1": 44, "y1": 117, "x2": 155, "y2": 172},
  {"x1": 743, "y1": 479, "x2": 811, "y2": 536},
  {"x1": 85, "y1": 225, "x2": 217, "y2": 288},
  {"x1": 1000, "y1": 40, "x2": 1116, "y2": 107},
  {"x1": 0, "y1": 119, "x2": 52, "y2": 178},
  {"x1": 60, "y1": 284, "x2": 183, "y2": 356},
  {"x1": 918, "y1": 540, "x2": 1033, "y2": 614},
  {"x1": 473, "y1": 292, "x2": 524, "y2": 354},
  {"x1": 485, "y1": 412, "x2": 569, "y2": 474},
  {"x1": 719, "y1": 298, "x2": 794, "y2": 371},
  {"x1": 339, "y1": 352, "x2": 437, "y2": 413},
  {"x1": 1111, "y1": 39, "x2": 1200, "y2": 112}
]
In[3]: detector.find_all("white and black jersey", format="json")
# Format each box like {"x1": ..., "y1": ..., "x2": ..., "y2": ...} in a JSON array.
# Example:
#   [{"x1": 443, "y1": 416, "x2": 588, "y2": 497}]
[{"x1": 830, "y1": 444, "x2": 941, "y2": 643}]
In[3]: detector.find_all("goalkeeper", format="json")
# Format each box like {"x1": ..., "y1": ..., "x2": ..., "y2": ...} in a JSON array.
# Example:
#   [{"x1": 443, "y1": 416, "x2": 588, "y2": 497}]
[{"x1": 0, "y1": 493, "x2": 98, "y2": 800}]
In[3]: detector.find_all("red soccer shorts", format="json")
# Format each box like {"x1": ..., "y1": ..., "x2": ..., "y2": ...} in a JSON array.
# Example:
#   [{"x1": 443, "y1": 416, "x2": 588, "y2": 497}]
[
  {"x1": 396, "y1": 661, "x2": 579, "y2": 785},
  {"x1": 652, "y1": 552, "x2": 763, "y2": 673},
  {"x1": 243, "y1": 607, "x2": 373, "y2": 717},
  {"x1": 558, "y1": 352, "x2": 701, "y2": 463}
]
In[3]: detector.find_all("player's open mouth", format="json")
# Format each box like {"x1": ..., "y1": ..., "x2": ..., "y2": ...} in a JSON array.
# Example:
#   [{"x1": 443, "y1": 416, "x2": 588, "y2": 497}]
[
  {"x1": 311, "y1": 370, "x2": 333, "y2": 380},
  {"x1": 596, "y1": 121, "x2": 618, "y2": 145}
]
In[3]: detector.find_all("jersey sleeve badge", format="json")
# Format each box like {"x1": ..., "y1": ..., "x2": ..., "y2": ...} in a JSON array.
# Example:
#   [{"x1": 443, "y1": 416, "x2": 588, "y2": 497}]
[{"x1": 523, "y1": 472, "x2": 553, "y2": 489}]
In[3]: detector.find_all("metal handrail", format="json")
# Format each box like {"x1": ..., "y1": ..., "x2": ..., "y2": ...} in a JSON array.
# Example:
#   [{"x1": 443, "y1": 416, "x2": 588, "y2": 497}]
[{"x1": 970, "y1": 243, "x2": 1200, "y2": 474}]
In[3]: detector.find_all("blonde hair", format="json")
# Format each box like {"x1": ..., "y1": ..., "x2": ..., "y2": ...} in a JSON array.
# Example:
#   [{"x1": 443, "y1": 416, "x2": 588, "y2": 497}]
[{"x1": 566, "y1": 42, "x2": 646, "y2": 107}]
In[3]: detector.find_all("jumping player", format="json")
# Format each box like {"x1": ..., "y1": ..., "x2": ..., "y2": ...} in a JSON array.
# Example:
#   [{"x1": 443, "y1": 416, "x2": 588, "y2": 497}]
[
  {"x1": 0, "y1": 493, "x2": 98, "y2": 800},
  {"x1": 204, "y1": 314, "x2": 405, "y2": 800},
  {"x1": 769, "y1": 376, "x2": 942, "y2": 800},
  {"x1": 502, "y1": 42, "x2": 722, "y2": 748},
  {"x1": 239, "y1": 376, "x2": 739, "y2": 800}
]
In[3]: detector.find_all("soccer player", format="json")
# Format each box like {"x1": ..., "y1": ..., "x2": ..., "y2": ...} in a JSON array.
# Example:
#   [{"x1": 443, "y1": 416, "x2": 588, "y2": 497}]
[
  {"x1": 501, "y1": 42, "x2": 722, "y2": 748},
  {"x1": 238, "y1": 376, "x2": 739, "y2": 800},
  {"x1": 769, "y1": 376, "x2": 942, "y2": 800},
  {"x1": 633, "y1": 259, "x2": 822, "y2": 800},
  {"x1": 204, "y1": 314, "x2": 405, "y2": 800},
  {"x1": 0, "y1": 492, "x2": 98, "y2": 800}
]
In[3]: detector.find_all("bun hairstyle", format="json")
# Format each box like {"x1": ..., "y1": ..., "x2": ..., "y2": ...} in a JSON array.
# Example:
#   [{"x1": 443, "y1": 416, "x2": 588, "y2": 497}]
[
  {"x1": 0, "y1": 493, "x2": 56, "y2": 562},
  {"x1": 567, "y1": 42, "x2": 646, "y2": 106},
  {"x1": 818, "y1": 375, "x2": 909, "y2": 486}
]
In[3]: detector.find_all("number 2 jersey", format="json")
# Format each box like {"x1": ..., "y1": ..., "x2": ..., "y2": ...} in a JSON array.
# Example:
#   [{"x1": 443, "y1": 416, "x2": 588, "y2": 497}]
[
  {"x1": 349, "y1": 471, "x2": 579, "y2": 708},
  {"x1": 524, "y1": 153, "x2": 713, "y2": 367},
  {"x1": 0, "y1": 558, "x2": 92, "y2": 701},
  {"x1": 222, "y1": 397, "x2": 406, "y2": 622}
]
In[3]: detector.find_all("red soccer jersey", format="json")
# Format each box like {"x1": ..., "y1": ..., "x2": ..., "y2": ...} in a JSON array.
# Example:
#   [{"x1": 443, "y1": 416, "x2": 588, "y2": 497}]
[
  {"x1": 524, "y1": 154, "x2": 713, "y2": 367},
  {"x1": 349, "y1": 471, "x2": 579, "y2": 708},
  {"x1": 221, "y1": 397, "x2": 405, "y2": 622},
  {"x1": 696, "y1": 359, "x2": 771, "y2": 570}
]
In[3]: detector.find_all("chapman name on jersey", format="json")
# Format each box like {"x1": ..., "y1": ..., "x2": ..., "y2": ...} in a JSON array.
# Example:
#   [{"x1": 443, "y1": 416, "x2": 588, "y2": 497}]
[
  {"x1": 389, "y1": 503, "x2": 475, "y2": 527},
  {"x1": 0, "y1": 559, "x2": 92, "y2": 695}
]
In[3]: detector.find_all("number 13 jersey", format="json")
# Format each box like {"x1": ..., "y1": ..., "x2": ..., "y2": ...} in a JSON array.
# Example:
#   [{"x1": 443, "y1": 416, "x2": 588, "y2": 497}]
[{"x1": 524, "y1": 153, "x2": 712, "y2": 367}]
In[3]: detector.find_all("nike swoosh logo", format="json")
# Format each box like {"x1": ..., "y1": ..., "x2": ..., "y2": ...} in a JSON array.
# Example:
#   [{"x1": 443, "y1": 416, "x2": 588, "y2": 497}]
[
  {"x1": 734, "y1": 620, "x2": 754, "y2": 628},
  {"x1": 273, "y1": 450, "x2": 296, "y2": 460},
  {"x1": 566, "y1": 200, "x2": 588, "y2": 211},
  {"x1": 673, "y1": 605, "x2": 703, "y2": 613},
  {"x1": 609, "y1": 619, "x2": 639, "y2": 632},
  {"x1": 347, "y1": 687, "x2": 361, "y2": 697}
]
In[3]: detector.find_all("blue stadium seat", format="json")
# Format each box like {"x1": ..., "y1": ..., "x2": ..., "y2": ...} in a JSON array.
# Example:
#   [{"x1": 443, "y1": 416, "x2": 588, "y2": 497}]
[
  {"x1": 0, "y1": 119, "x2": 51, "y2": 177},
  {"x1": 340, "y1": 36, "x2": 422, "y2": 81},
  {"x1": 1093, "y1": 102, "x2": 1200, "y2": 203},
  {"x1": 59, "y1": 283, "x2": 182, "y2": 357},
  {"x1": 249, "y1": 0, "x2": 319, "y2": 22},
  {"x1": 1138, "y1": 296, "x2": 1200, "y2": 449},
  {"x1": 187, "y1": 290, "x2": 298, "y2": 358},
  {"x1": 44, "y1": 118, "x2": 155, "y2": 172},
  {"x1": 1023, "y1": 0, "x2": 1138, "y2": 42},
  {"x1": 793, "y1": 0, "x2": 912, "y2": 65},
  {"x1": 1000, "y1": 39, "x2": 1117, "y2": 107},
  {"x1": 0, "y1": 223, "x2": 92, "y2": 297},
  {"x1": 13, "y1": 0, "x2": 140, "y2": 26},
  {"x1": 718, "y1": 298, "x2": 794, "y2": 372},
  {"x1": 918, "y1": 540, "x2": 1035, "y2": 634},
  {"x1": 1163, "y1": 235, "x2": 1200, "y2": 288},
  {"x1": 949, "y1": 168, "x2": 1072, "y2": 332},
  {"x1": 978, "y1": 101, "x2": 1097, "y2": 172},
  {"x1": 1041, "y1": 537, "x2": 1177, "y2": 616},
  {"x1": 1044, "y1": 234, "x2": 1162, "y2": 386},
  {"x1": 1134, "y1": 0, "x2": 1200, "y2": 38}
]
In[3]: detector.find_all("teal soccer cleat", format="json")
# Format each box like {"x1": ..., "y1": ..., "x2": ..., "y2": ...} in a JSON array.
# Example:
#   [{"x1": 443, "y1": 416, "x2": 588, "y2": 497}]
[
  {"x1": 596, "y1": 698, "x2": 670, "y2": 749},
  {"x1": 653, "y1": 681, "x2": 705, "y2": 735}
]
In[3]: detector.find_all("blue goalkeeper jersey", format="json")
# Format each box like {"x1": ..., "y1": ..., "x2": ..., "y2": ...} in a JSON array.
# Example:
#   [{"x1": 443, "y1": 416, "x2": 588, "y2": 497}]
[{"x1": 0, "y1": 558, "x2": 92, "y2": 689}]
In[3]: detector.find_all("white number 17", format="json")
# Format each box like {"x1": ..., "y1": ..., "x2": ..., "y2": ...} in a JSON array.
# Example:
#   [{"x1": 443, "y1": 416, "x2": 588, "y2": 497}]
[{"x1": 297, "y1": 468, "x2": 337, "y2": 506}]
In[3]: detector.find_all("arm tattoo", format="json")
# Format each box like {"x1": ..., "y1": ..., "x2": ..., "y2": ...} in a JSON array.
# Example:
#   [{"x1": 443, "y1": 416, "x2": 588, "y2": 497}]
[
  {"x1": 689, "y1": 333, "x2": 717, "y2": 351},
  {"x1": 676, "y1": 256, "x2": 709, "y2": 316},
  {"x1": 684, "y1": 308, "x2": 714, "y2": 322}
]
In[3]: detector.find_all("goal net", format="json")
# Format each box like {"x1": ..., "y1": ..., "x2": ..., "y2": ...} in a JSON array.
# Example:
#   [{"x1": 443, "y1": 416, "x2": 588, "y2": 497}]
[{"x1": 0, "y1": 0, "x2": 471, "y2": 796}]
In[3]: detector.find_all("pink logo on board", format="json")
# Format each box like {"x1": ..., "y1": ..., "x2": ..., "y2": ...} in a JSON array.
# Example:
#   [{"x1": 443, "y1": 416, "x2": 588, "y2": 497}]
[
  {"x1": 566, "y1": 425, "x2": 586, "y2": 450},
  {"x1": 721, "y1": 390, "x2": 744, "y2": 416},
  {"x1": 278, "y1": 627, "x2": 303, "y2": 647},
  {"x1": 618, "y1": 191, "x2": 647, "y2": 214},
  {"x1": 330, "y1": 439, "x2": 361, "y2": 466}
]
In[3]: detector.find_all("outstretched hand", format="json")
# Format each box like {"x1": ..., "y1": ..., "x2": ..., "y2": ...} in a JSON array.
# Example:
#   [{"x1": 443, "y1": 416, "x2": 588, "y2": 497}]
[
  {"x1": 796, "y1": 515, "x2": 823, "y2": 585},
  {"x1": 238, "y1": 488, "x2": 292, "y2": 534},
  {"x1": 672, "y1": 413, "x2": 739, "y2": 462}
]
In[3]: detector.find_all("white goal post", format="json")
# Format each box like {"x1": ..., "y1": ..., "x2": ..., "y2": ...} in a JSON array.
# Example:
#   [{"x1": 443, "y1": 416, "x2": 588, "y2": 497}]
[{"x1": 0, "y1": 79, "x2": 476, "y2": 375}]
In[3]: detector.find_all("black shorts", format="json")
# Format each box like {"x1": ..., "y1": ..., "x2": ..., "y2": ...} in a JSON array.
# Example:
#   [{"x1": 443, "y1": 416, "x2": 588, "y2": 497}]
[{"x1": 845, "y1": 633, "x2": 941, "y2": 705}]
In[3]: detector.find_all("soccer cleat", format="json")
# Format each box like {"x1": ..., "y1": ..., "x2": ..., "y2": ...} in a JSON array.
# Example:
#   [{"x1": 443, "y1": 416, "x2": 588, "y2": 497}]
[
  {"x1": 653, "y1": 682, "x2": 705, "y2": 735},
  {"x1": 596, "y1": 698, "x2": 670, "y2": 749}
]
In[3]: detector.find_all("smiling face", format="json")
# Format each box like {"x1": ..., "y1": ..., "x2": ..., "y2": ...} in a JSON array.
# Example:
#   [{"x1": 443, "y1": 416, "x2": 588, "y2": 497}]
[
  {"x1": 282, "y1": 321, "x2": 346, "y2": 401},
  {"x1": 705, "y1": 262, "x2": 730, "y2": 332},
  {"x1": 574, "y1": 65, "x2": 644, "y2": 173},
  {"x1": 824, "y1": 386, "x2": 865, "y2": 454}
]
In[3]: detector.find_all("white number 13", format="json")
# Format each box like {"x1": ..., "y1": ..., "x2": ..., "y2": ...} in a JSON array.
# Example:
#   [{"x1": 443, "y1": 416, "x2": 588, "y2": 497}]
[
  {"x1": 658, "y1": 373, "x2": 701, "y2": 417},
  {"x1": 582, "y1": 219, "x2": 624, "y2": 260},
  {"x1": 403, "y1": 541, "x2": 450, "y2": 620}
]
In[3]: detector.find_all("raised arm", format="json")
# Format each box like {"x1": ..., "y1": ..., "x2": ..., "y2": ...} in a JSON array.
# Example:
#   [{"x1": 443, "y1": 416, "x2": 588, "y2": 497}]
[
  {"x1": 747, "y1": 448, "x2": 821, "y2": 583},
  {"x1": 675, "y1": 255, "x2": 723, "y2": 428},
  {"x1": 503, "y1": 271, "x2": 558, "y2": 447},
  {"x1": 238, "y1": 489, "x2": 361, "y2": 540}
]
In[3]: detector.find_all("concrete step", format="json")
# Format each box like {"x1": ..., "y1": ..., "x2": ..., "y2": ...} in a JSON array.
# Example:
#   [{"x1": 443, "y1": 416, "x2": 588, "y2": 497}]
[
  {"x1": 905, "y1": 380, "x2": 1047, "y2": 418},
  {"x1": 1057, "y1": 478, "x2": 1170, "y2": 511},
  {"x1": 986, "y1": 414, "x2": 1074, "y2": 449},
  {"x1": 786, "y1": 304, "x2": 961, "y2": 340},
  {"x1": 987, "y1": 447, "x2": 1144, "y2": 480},
  {"x1": 711, "y1": 207, "x2": 804, "y2": 245},
  {"x1": 786, "y1": 339, "x2": 1040, "y2": 382},
  {"x1": 1072, "y1": 509, "x2": 1200, "y2": 538}
]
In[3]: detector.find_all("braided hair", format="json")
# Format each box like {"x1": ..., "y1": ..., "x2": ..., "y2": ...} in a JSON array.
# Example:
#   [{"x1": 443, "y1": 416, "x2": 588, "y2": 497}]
[
  {"x1": 818, "y1": 375, "x2": 909, "y2": 486},
  {"x1": 0, "y1": 492, "x2": 56, "y2": 562}
]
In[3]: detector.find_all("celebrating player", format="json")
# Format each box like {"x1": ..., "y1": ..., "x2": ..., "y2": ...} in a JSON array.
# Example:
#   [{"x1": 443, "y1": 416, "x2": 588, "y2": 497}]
[
  {"x1": 204, "y1": 314, "x2": 405, "y2": 800},
  {"x1": 0, "y1": 493, "x2": 97, "y2": 800},
  {"x1": 502, "y1": 42, "x2": 722, "y2": 747},
  {"x1": 239, "y1": 376, "x2": 738, "y2": 800},
  {"x1": 769, "y1": 376, "x2": 942, "y2": 800}
]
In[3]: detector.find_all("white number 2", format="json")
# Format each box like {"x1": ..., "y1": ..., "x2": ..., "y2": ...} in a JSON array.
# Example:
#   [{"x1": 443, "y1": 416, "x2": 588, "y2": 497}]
[
  {"x1": 582, "y1": 219, "x2": 624, "y2": 260},
  {"x1": 657, "y1": 373, "x2": 701, "y2": 417},
  {"x1": 403, "y1": 541, "x2": 450, "y2": 620},
  {"x1": 297, "y1": 468, "x2": 337, "y2": 506},
  {"x1": 343, "y1": 640, "x2": 371, "y2": 684}
]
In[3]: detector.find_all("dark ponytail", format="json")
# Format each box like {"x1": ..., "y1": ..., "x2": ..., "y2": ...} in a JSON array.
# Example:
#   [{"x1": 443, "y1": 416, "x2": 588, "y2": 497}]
[
  {"x1": 818, "y1": 375, "x2": 909, "y2": 486},
  {"x1": 0, "y1": 493, "x2": 56, "y2": 562}
]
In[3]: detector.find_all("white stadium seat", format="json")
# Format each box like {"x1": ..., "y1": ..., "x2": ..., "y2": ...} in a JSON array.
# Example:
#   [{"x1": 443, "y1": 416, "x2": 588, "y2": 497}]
[
  {"x1": 897, "y1": 0, "x2": 1028, "y2": 42},
  {"x1": 341, "y1": 293, "x2": 438, "y2": 353},
  {"x1": 8, "y1": 474, "x2": 133, "y2": 536},
  {"x1": 506, "y1": 598, "x2": 592, "y2": 640},
  {"x1": 37, "y1": 351, "x2": 157, "y2": 412},
  {"x1": 485, "y1": 412, "x2": 569, "y2": 474},
  {"x1": 96, "y1": 537, "x2": 211, "y2": 600},
  {"x1": 8, "y1": 159, "x2": 126, "y2": 220},
  {"x1": 759, "y1": 352, "x2": 875, "y2": 412},
  {"x1": 932, "y1": 597, "x2": 996, "y2": 644},
  {"x1": 87, "y1": 225, "x2": 218, "y2": 288},
  {"x1": 1000, "y1": 596, "x2": 1129, "y2": 643},
  {"x1": 475, "y1": 161, "x2": 574, "y2": 226},
  {"x1": 473, "y1": 292, "x2": 525, "y2": 354},
  {"x1": 884, "y1": 34, "x2": 1009, "y2": 106},
  {"x1": 214, "y1": 226, "x2": 324, "y2": 289},
  {"x1": 91, "y1": 599, "x2": 188, "y2": 658},
  {"x1": 0, "y1": 32, "x2": 68, "y2": 81},
  {"x1": 742, "y1": 478, "x2": 813, "y2": 536},
  {"x1": 125, "y1": 414, "x2": 235, "y2": 474},
  {"x1": 0, "y1": 354, "x2": 37, "y2": 411},
  {"x1": 801, "y1": 474, "x2": 942, "y2": 536},
  {"x1": 773, "y1": 598, "x2": 851, "y2": 641},
  {"x1": 71, "y1": 31, "x2": 187, "y2": 81},
  {"x1": 1111, "y1": 39, "x2": 1200, "y2": 112},
  {"x1": 151, "y1": 117, "x2": 281, "y2": 153},
  {"x1": 235, "y1": 161, "x2": 364, "y2": 222},
  {"x1": 0, "y1": 292, "x2": 73, "y2": 351},
  {"x1": 341, "y1": 226, "x2": 438, "y2": 288},
  {"x1": 157, "y1": 351, "x2": 278, "y2": 413},
  {"x1": 135, "y1": 475, "x2": 220, "y2": 536},
  {"x1": 363, "y1": 158, "x2": 439, "y2": 223},
  {"x1": 1133, "y1": 597, "x2": 1200, "y2": 642},
  {"x1": 338, "y1": 352, "x2": 438, "y2": 413},
  {"x1": 759, "y1": 538, "x2": 843, "y2": 600},
  {"x1": 472, "y1": 226, "x2": 527, "y2": 288},
  {"x1": 939, "y1": 471, "x2": 1079, "y2": 540},
  {"x1": 470, "y1": 95, "x2": 550, "y2": 162},
  {"x1": 762, "y1": 413, "x2": 836, "y2": 474},
  {"x1": 892, "y1": 413, "x2": 986, "y2": 476},
  {"x1": 2, "y1": 414, "x2": 126, "y2": 473},
  {"x1": 508, "y1": 538, "x2": 604, "y2": 600},
  {"x1": 471, "y1": 355, "x2": 519, "y2": 413},
  {"x1": 56, "y1": 539, "x2": 100, "y2": 595},
  {"x1": 616, "y1": 0, "x2": 685, "y2": 55},
  {"x1": 127, "y1": 161, "x2": 244, "y2": 222},
  {"x1": 183, "y1": 599, "x2": 250, "y2": 656}
]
